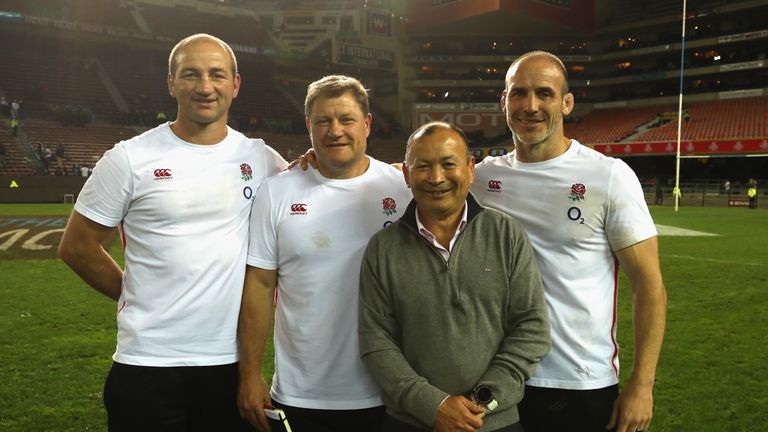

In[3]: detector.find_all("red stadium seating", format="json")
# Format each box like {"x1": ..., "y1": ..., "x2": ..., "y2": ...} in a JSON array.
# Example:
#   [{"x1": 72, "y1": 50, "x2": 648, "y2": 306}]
[
  {"x1": 0, "y1": 126, "x2": 36, "y2": 176},
  {"x1": 21, "y1": 119, "x2": 141, "y2": 175},
  {"x1": 633, "y1": 98, "x2": 768, "y2": 142},
  {"x1": 564, "y1": 106, "x2": 667, "y2": 144}
]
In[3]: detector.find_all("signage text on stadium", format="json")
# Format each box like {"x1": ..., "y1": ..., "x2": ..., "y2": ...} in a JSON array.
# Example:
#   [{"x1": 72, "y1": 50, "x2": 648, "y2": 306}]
[
  {"x1": 336, "y1": 44, "x2": 394, "y2": 69},
  {"x1": 415, "y1": 112, "x2": 507, "y2": 131}
]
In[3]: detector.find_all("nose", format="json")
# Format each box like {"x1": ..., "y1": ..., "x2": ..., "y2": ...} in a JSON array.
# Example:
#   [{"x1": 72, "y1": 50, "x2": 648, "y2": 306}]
[
  {"x1": 428, "y1": 166, "x2": 445, "y2": 184},
  {"x1": 327, "y1": 119, "x2": 343, "y2": 138},
  {"x1": 523, "y1": 93, "x2": 539, "y2": 113},
  {"x1": 196, "y1": 76, "x2": 214, "y2": 94}
]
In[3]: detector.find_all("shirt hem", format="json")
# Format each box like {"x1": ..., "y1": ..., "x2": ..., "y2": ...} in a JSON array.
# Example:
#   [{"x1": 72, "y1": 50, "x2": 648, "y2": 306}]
[
  {"x1": 271, "y1": 392, "x2": 383, "y2": 410},
  {"x1": 526, "y1": 376, "x2": 618, "y2": 390},
  {"x1": 113, "y1": 353, "x2": 239, "y2": 367}
]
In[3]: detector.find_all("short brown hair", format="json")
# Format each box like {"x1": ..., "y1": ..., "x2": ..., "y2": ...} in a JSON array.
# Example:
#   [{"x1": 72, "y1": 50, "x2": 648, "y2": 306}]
[
  {"x1": 305, "y1": 75, "x2": 369, "y2": 117},
  {"x1": 168, "y1": 33, "x2": 238, "y2": 78}
]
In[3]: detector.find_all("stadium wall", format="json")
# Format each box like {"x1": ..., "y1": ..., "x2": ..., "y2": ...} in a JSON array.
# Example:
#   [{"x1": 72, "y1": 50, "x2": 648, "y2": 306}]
[{"x1": 0, "y1": 176, "x2": 86, "y2": 203}]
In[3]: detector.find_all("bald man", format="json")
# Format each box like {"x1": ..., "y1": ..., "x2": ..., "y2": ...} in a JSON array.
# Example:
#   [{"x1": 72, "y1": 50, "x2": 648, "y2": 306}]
[
  {"x1": 471, "y1": 51, "x2": 667, "y2": 432},
  {"x1": 59, "y1": 34, "x2": 286, "y2": 430}
]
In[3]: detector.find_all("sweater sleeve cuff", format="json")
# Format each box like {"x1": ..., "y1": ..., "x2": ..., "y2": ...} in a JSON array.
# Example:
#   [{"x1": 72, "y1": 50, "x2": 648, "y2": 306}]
[{"x1": 412, "y1": 386, "x2": 451, "y2": 428}]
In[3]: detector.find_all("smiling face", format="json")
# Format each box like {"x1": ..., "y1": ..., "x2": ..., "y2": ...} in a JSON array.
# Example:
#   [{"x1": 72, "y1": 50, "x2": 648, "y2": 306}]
[
  {"x1": 502, "y1": 55, "x2": 574, "y2": 158},
  {"x1": 168, "y1": 38, "x2": 240, "y2": 131},
  {"x1": 306, "y1": 90, "x2": 371, "y2": 179},
  {"x1": 404, "y1": 126, "x2": 475, "y2": 224}
]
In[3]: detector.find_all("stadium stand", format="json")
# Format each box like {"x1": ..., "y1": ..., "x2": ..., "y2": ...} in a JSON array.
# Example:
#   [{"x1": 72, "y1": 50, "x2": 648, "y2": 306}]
[
  {"x1": 21, "y1": 120, "x2": 140, "y2": 175},
  {"x1": 564, "y1": 106, "x2": 668, "y2": 144},
  {"x1": 0, "y1": 126, "x2": 35, "y2": 176},
  {"x1": 634, "y1": 98, "x2": 768, "y2": 142},
  {"x1": 0, "y1": 0, "x2": 137, "y2": 30},
  {"x1": 0, "y1": 0, "x2": 765, "y2": 201}
]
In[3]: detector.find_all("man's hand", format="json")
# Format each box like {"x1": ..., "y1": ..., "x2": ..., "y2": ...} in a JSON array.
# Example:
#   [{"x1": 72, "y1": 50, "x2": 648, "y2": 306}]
[
  {"x1": 433, "y1": 395, "x2": 486, "y2": 432},
  {"x1": 606, "y1": 379, "x2": 653, "y2": 432},
  {"x1": 286, "y1": 148, "x2": 317, "y2": 170},
  {"x1": 237, "y1": 375, "x2": 272, "y2": 432}
]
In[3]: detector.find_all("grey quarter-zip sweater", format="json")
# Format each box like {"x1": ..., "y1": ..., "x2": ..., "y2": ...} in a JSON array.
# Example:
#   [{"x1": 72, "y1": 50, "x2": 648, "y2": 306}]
[{"x1": 359, "y1": 192, "x2": 551, "y2": 431}]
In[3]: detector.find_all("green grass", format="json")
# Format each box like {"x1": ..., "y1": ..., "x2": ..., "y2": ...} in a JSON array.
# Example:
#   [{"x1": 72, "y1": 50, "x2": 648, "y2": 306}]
[
  {"x1": 621, "y1": 207, "x2": 768, "y2": 431},
  {"x1": 1, "y1": 204, "x2": 766, "y2": 431}
]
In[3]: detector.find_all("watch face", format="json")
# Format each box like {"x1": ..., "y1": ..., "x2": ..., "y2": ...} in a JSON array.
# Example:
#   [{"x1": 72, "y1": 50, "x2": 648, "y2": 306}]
[{"x1": 475, "y1": 385, "x2": 493, "y2": 404}]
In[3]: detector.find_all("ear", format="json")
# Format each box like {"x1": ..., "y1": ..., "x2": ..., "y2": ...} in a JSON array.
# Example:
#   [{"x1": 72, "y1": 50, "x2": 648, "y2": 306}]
[
  {"x1": 364, "y1": 113, "x2": 372, "y2": 138},
  {"x1": 305, "y1": 116, "x2": 311, "y2": 133},
  {"x1": 232, "y1": 73, "x2": 241, "y2": 99},
  {"x1": 467, "y1": 155, "x2": 476, "y2": 185},
  {"x1": 167, "y1": 73, "x2": 175, "y2": 97},
  {"x1": 561, "y1": 92, "x2": 575, "y2": 116},
  {"x1": 402, "y1": 163, "x2": 411, "y2": 188},
  {"x1": 500, "y1": 91, "x2": 507, "y2": 115}
]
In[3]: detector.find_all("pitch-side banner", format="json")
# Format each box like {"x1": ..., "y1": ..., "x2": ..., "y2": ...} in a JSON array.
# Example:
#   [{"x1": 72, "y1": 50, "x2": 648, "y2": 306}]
[{"x1": 593, "y1": 139, "x2": 768, "y2": 156}]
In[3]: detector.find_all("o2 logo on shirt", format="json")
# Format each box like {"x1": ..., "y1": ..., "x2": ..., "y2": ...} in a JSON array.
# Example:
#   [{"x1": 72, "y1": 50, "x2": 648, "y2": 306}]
[
  {"x1": 243, "y1": 186, "x2": 253, "y2": 200},
  {"x1": 567, "y1": 206, "x2": 585, "y2": 224}
]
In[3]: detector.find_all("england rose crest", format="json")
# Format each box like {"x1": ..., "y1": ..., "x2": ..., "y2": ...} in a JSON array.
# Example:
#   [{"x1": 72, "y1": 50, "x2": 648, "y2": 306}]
[
  {"x1": 569, "y1": 183, "x2": 586, "y2": 201},
  {"x1": 382, "y1": 197, "x2": 397, "y2": 215},
  {"x1": 240, "y1": 163, "x2": 253, "y2": 181}
]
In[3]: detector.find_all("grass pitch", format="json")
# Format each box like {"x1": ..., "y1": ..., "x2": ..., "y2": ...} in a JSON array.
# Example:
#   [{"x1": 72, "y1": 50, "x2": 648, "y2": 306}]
[{"x1": 1, "y1": 204, "x2": 766, "y2": 431}]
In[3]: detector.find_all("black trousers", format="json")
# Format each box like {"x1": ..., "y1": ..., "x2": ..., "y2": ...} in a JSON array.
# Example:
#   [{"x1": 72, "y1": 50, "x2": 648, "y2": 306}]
[
  {"x1": 271, "y1": 400, "x2": 385, "y2": 432},
  {"x1": 518, "y1": 384, "x2": 619, "y2": 432},
  {"x1": 103, "y1": 361, "x2": 253, "y2": 432}
]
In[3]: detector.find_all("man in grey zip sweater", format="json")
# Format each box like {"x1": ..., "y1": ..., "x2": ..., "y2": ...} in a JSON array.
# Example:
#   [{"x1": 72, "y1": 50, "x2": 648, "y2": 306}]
[{"x1": 359, "y1": 121, "x2": 551, "y2": 432}]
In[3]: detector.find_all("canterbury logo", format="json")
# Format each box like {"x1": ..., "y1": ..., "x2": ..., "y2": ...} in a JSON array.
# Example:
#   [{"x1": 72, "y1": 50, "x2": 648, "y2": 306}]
[
  {"x1": 488, "y1": 180, "x2": 502, "y2": 190},
  {"x1": 154, "y1": 169, "x2": 172, "y2": 177},
  {"x1": 290, "y1": 203, "x2": 308, "y2": 213}
]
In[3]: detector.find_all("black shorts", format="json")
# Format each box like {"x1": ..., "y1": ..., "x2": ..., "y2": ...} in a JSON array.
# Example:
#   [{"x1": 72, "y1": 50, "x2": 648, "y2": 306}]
[
  {"x1": 103, "y1": 361, "x2": 252, "y2": 432},
  {"x1": 518, "y1": 384, "x2": 619, "y2": 432},
  {"x1": 271, "y1": 399, "x2": 385, "y2": 432}
]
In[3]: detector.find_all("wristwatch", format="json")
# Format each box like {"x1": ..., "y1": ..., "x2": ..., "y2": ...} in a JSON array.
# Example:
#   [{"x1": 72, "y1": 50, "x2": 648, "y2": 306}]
[{"x1": 472, "y1": 384, "x2": 498, "y2": 412}]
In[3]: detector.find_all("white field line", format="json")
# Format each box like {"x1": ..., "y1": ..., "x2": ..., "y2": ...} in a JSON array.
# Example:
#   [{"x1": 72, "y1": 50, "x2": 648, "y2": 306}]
[
  {"x1": 655, "y1": 224, "x2": 719, "y2": 237},
  {"x1": 659, "y1": 254, "x2": 765, "y2": 267},
  {"x1": 655, "y1": 225, "x2": 764, "y2": 266}
]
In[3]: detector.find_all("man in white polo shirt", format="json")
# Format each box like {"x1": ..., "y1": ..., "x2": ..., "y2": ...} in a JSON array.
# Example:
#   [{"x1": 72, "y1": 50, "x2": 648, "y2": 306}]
[
  {"x1": 237, "y1": 75, "x2": 411, "y2": 432},
  {"x1": 58, "y1": 34, "x2": 286, "y2": 431},
  {"x1": 472, "y1": 51, "x2": 667, "y2": 432}
]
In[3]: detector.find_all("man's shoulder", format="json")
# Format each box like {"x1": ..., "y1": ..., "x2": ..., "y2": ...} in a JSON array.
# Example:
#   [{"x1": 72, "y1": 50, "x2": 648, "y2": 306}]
[
  {"x1": 473, "y1": 205, "x2": 526, "y2": 231},
  {"x1": 475, "y1": 153, "x2": 514, "y2": 171},
  {"x1": 116, "y1": 123, "x2": 171, "y2": 152},
  {"x1": 569, "y1": 140, "x2": 619, "y2": 165},
  {"x1": 367, "y1": 218, "x2": 411, "y2": 247},
  {"x1": 368, "y1": 157, "x2": 405, "y2": 176}
]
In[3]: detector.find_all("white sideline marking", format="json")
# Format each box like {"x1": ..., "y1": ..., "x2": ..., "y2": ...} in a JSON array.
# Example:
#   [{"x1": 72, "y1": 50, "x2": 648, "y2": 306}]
[
  {"x1": 655, "y1": 224, "x2": 720, "y2": 237},
  {"x1": 659, "y1": 254, "x2": 765, "y2": 267}
]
